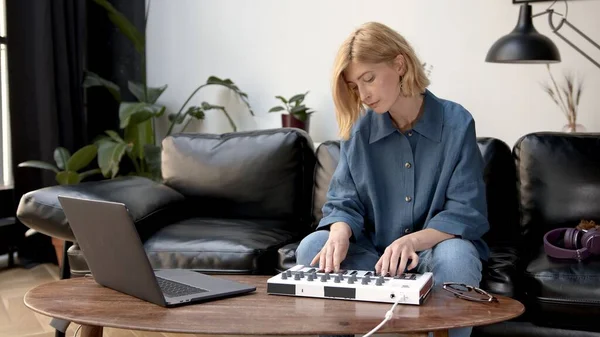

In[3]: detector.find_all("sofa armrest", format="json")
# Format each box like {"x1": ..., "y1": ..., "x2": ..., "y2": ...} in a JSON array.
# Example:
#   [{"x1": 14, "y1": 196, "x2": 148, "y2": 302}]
[
  {"x1": 480, "y1": 243, "x2": 522, "y2": 299},
  {"x1": 17, "y1": 176, "x2": 185, "y2": 241},
  {"x1": 276, "y1": 241, "x2": 300, "y2": 273}
]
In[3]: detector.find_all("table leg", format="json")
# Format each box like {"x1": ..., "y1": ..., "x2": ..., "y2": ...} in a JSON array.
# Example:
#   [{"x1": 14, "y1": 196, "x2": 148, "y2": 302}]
[
  {"x1": 80, "y1": 325, "x2": 103, "y2": 337},
  {"x1": 433, "y1": 329, "x2": 449, "y2": 337}
]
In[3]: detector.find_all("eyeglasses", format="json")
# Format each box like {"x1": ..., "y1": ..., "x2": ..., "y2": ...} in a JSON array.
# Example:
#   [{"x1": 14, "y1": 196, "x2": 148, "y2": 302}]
[{"x1": 442, "y1": 282, "x2": 499, "y2": 303}]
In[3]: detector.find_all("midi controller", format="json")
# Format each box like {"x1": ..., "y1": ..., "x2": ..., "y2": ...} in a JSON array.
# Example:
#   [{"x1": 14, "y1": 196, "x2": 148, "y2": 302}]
[{"x1": 267, "y1": 264, "x2": 434, "y2": 305}]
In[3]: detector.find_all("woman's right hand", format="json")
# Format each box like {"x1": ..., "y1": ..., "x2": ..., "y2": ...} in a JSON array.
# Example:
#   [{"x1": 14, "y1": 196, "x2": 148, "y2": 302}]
[{"x1": 310, "y1": 222, "x2": 352, "y2": 273}]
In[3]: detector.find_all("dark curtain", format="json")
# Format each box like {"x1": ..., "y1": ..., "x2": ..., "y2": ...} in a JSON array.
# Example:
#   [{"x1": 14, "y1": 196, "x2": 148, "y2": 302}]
[
  {"x1": 7, "y1": 0, "x2": 88, "y2": 192},
  {"x1": 6, "y1": 0, "x2": 87, "y2": 264},
  {"x1": 87, "y1": 1, "x2": 146, "y2": 132},
  {"x1": 6, "y1": 0, "x2": 144, "y2": 265}
]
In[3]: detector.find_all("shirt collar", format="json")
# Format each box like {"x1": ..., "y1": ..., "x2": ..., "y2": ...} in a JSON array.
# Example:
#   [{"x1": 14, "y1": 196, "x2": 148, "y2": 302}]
[{"x1": 369, "y1": 89, "x2": 443, "y2": 144}]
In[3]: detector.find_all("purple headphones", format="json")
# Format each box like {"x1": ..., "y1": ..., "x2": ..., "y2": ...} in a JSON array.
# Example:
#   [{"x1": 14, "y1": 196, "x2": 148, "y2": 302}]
[{"x1": 544, "y1": 227, "x2": 600, "y2": 260}]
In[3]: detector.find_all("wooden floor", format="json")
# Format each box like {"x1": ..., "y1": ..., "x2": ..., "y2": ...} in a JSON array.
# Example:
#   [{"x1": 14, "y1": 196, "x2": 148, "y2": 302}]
[{"x1": 0, "y1": 254, "x2": 260, "y2": 337}]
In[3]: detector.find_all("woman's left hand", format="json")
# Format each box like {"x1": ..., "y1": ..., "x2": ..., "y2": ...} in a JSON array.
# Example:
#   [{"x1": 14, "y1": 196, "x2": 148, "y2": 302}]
[{"x1": 375, "y1": 235, "x2": 419, "y2": 276}]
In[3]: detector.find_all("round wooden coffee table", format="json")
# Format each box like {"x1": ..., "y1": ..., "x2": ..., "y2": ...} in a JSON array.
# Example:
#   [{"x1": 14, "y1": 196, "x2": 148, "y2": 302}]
[{"x1": 24, "y1": 275, "x2": 524, "y2": 337}]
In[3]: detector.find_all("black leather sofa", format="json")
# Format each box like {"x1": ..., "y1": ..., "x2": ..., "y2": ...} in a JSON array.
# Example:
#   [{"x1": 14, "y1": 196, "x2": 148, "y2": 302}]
[{"x1": 16, "y1": 128, "x2": 600, "y2": 336}]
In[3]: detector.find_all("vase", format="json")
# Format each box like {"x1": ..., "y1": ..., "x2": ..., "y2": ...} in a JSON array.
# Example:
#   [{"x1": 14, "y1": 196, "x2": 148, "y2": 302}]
[
  {"x1": 562, "y1": 123, "x2": 586, "y2": 133},
  {"x1": 282, "y1": 114, "x2": 310, "y2": 132}
]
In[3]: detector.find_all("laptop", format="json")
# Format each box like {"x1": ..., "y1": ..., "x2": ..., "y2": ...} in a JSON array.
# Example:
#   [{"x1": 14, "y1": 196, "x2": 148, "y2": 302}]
[{"x1": 57, "y1": 195, "x2": 256, "y2": 307}]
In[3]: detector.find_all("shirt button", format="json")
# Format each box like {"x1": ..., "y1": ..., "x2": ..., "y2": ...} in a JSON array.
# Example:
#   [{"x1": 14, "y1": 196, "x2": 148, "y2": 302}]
[
  {"x1": 405, "y1": 196, "x2": 412, "y2": 202},
  {"x1": 407, "y1": 132, "x2": 413, "y2": 136},
  {"x1": 405, "y1": 162, "x2": 411, "y2": 169},
  {"x1": 404, "y1": 228, "x2": 411, "y2": 234}
]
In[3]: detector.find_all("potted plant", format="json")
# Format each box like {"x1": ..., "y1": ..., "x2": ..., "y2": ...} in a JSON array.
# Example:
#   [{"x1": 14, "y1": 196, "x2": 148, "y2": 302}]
[
  {"x1": 269, "y1": 91, "x2": 315, "y2": 132},
  {"x1": 18, "y1": 145, "x2": 101, "y2": 185},
  {"x1": 541, "y1": 64, "x2": 585, "y2": 132}
]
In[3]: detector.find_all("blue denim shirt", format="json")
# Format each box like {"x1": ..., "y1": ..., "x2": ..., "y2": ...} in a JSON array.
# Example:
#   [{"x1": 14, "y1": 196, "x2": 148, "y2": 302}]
[{"x1": 318, "y1": 89, "x2": 490, "y2": 261}]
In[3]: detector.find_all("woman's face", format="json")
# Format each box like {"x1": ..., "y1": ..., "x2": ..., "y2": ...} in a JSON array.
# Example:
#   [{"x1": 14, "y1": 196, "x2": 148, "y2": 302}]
[{"x1": 344, "y1": 55, "x2": 404, "y2": 114}]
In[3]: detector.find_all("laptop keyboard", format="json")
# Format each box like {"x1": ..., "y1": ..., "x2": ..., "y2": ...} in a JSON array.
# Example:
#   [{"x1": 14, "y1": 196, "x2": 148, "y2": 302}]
[{"x1": 156, "y1": 277, "x2": 207, "y2": 298}]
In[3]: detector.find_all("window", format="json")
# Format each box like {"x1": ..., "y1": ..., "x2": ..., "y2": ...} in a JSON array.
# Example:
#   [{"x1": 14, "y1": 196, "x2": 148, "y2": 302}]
[{"x1": 0, "y1": 0, "x2": 11, "y2": 188}]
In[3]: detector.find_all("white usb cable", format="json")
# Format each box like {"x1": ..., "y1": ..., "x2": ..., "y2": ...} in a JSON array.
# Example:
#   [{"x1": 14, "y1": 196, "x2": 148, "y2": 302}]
[
  {"x1": 362, "y1": 294, "x2": 401, "y2": 337},
  {"x1": 72, "y1": 324, "x2": 81, "y2": 337}
]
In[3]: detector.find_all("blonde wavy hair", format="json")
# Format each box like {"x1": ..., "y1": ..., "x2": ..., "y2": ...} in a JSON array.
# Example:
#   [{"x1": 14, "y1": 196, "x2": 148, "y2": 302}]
[{"x1": 331, "y1": 22, "x2": 430, "y2": 140}]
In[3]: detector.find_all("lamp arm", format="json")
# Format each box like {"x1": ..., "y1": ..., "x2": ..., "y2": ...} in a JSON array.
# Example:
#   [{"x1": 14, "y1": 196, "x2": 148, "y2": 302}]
[{"x1": 541, "y1": 9, "x2": 600, "y2": 69}]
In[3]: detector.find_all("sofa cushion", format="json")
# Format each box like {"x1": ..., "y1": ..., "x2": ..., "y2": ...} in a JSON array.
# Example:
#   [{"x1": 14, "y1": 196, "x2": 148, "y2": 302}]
[
  {"x1": 17, "y1": 176, "x2": 185, "y2": 241},
  {"x1": 277, "y1": 242, "x2": 300, "y2": 273},
  {"x1": 275, "y1": 141, "x2": 341, "y2": 273},
  {"x1": 476, "y1": 138, "x2": 522, "y2": 298},
  {"x1": 161, "y1": 128, "x2": 316, "y2": 230},
  {"x1": 514, "y1": 133, "x2": 600, "y2": 247},
  {"x1": 524, "y1": 246, "x2": 600, "y2": 332},
  {"x1": 312, "y1": 141, "x2": 340, "y2": 228},
  {"x1": 144, "y1": 217, "x2": 301, "y2": 274},
  {"x1": 476, "y1": 138, "x2": 521, "y2": 247},
  {"x1": 68, "y1": 217, "x2": 302, "y2": 276}
]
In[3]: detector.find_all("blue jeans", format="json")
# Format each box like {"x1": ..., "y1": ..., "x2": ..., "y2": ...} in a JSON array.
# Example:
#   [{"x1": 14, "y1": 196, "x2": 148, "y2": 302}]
[{"x1": 296, "y1": 230, "x2": 483, "y2": 337}]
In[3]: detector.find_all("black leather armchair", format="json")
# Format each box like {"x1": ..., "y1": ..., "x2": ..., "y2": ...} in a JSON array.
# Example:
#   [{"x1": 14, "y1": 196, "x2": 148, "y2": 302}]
[
  {"x1": 509, "y1": 133, "x2": 600, "y2": 335},
  {"x1": 16, "y1": 129, "x2": 600, "y2": 336}
]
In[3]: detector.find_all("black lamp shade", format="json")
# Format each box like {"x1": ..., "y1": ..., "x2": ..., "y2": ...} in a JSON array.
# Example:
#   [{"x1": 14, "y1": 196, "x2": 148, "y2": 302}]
[{"x1": 486, "y1": 4, "x2": 561, "y2": 63}]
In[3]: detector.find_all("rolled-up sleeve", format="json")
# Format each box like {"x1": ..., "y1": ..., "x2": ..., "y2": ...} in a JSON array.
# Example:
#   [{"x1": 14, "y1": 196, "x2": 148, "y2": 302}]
[
  {"x1": 426, "y1": 120, "x2": 489, "y2": 240},
  {"x1": 317, "y1": 142, "x2": 365, "y2": 240}
]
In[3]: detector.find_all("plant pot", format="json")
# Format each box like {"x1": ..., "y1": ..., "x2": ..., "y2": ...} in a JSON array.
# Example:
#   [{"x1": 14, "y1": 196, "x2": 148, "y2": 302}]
[
  {"x1": 282, "y1": 114, "x2": 310, "y2": 132},
  {"x1": 562, "y1": 123, "x2": 586, "y2": 133}
]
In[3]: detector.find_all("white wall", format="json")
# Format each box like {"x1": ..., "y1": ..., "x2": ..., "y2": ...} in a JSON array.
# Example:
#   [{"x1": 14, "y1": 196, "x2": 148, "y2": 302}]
[{"x1": 146, "y1": 0, "x2": 600, "y2": 148}]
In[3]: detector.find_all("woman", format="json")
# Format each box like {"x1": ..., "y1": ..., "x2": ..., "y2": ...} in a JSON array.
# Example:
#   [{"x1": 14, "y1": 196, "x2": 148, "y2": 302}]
[{"x1": 296, "y1": 22, "x2": 489, "y2": 337}]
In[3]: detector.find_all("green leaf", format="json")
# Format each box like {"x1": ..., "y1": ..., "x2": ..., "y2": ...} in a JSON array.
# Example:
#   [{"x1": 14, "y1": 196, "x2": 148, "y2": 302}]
[
  {"x1": 156, "y1": 106, "x2": 166, "y2": 117},
  {"x1": 66, "y1": 145, "x2": 98, "y2": 172},
  {"x1": 206, "y1": 76, "x2": 238, "y2": 91},
  {"x1": 269, "y1": 106, "x2": 285, "y2": 113},
  {"x1": 83, "y1": 71, "x2": 121, "y2": 102},
  {"x1": 293, "y1": 111, "x2": 308, "y2": 122},
  {"x1": 206, "y1": 76, "x2": 228, "y2": 86},
  {"x1": 143, "y1": 144, "x2": 162, "y2": 180},
  {"x1": 127, "y1": 82, "x2": 146, "y2": 103},
  {"x1": 126, "y1": 110, "x2": 153, "y2": 128},
  {"x1": 119, "y1": 102, "x2": 165, "y2": 129},
  {"x1": 275, "y1": 95, "x2": 287, "y2": 103},
  {"x1": 97, "y1": 140, "x2": 129, "y2": 178},
  {"x1": 205, "y1": 76, "x2": 254, "y2": 116},
  {"x1": 127, "y1": 81, "x2": 168, "y2": 104},
  {"x1": 186, "y1": 106, "x2": 205, "y2": 120},
  {"x1": 290, "y1": 104, "x2": 307, "y2": 114},
  {"x1": 92, "y1": 0, "x2": 145, "y2": 54},
  {"x1": 288, "y1": 93, "x2": 306, "y2": 105},
  {"x1": 54, "y1": 147, "x2": 70, "y2": 170},
  {"x1": 105, "y1": 130, "x2": 125, "y2": 143},
  {"x1": 124, "y1": 119, "x2": 153, "y2": 160},
  {"x1": 78, "y1": 168, "x2": 102, "y2": 181},
  {"x1": 56, "y1": 171, "x2": 81, "y2": 185},
  {"x1": 17, "y1": 160, "x2": 59, "y2": 173},
  {"x1": 92, "y1": 134, "x2": 111, "y2": 145}
]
